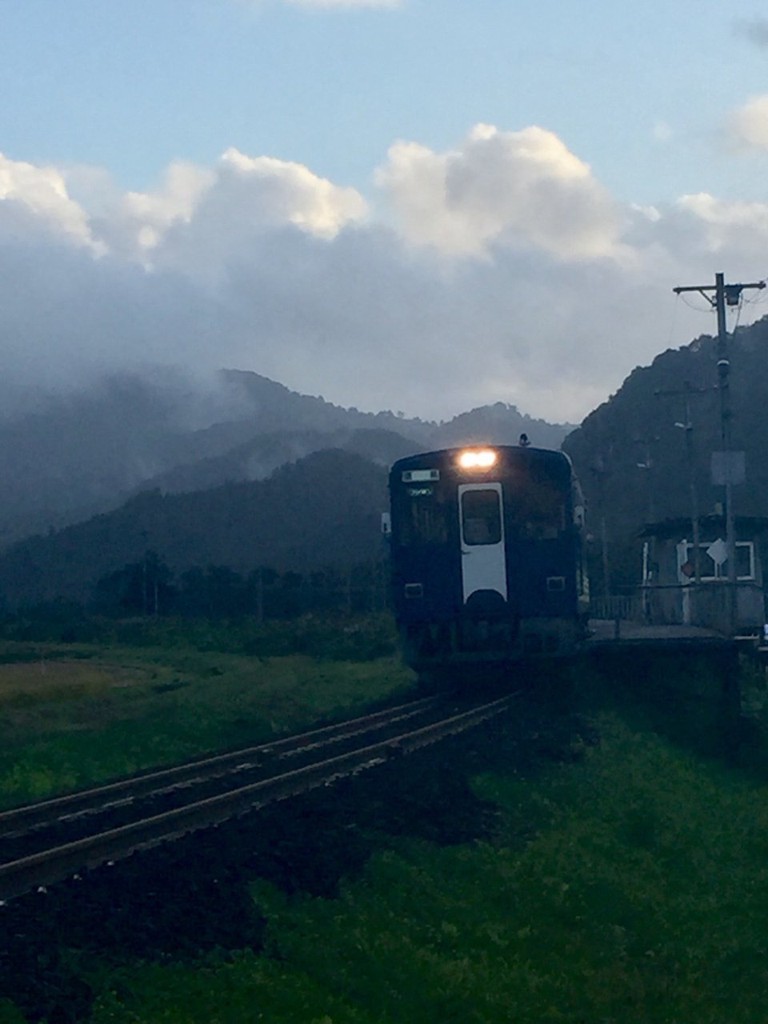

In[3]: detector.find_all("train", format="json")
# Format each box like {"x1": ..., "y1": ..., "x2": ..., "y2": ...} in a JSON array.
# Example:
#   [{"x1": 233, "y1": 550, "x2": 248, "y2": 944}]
[{"x1": 386, "y1": 442, "x2": 589, "y2": 683}]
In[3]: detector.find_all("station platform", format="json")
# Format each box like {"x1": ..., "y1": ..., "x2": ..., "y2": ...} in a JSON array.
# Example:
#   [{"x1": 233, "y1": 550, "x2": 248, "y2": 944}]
[{"x1": 585, "y1": 619, "x2": 733, "y2": 650}]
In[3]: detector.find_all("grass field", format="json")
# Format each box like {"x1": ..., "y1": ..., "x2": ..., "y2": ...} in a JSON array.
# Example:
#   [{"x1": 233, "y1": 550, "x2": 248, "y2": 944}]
[
  {"x1": 70, "y1": 689, "x2": 768, "y2": 1024},
  {"x1": 0, "y1": 622, "x2": 415, "y2": 808},
  {"x1": 3, "y1": 637, "x2": 768, "y2": 1022}
]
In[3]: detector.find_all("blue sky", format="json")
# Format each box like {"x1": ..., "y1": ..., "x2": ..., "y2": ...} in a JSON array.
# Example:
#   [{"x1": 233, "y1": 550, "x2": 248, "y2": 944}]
[
  {"x1": 2, "y1": 0, "x2": 768, "y2": 422},
  {"x1": 4, "y1": 0, "x2": 766, "y2": 200}
]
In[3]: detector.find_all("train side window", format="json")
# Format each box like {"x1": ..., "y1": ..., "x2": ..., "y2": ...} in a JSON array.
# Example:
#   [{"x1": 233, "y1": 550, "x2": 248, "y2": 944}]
[{"x1": 461, "y1": 489, "x2": 502, "y2": 546}]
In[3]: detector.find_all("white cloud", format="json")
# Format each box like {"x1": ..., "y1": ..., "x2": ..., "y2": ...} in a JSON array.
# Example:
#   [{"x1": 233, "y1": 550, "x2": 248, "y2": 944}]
[
  {"x1": 674, "y1": 192, "x2": 768, "y2": 260},
  {"x1": 727, "y1": 94, "x2": 768, "y2": 151},
  {"x1": 376, "y1": 124, "x2": 623, "y2": 261},
  {"x1": 1, "y1": 129, "x2": 768, "y2": 425},
  {"x1": 67, "y1": 148, "x2": 368, "y2": 275},
  {"x1": 74, "y1": 160, "x2": 215, "y2": 263},
  {"x1": 121, "y1": 161, "x2": 214, "y2": 242},
  {"x1": 149, "y1": 148, "x2": 369, "y2": 284},
  {"x1": 216, "y1": 147, "x2": 368, "y2": 237},
  {"x1": 0, "y1": 153, "x2": 102, "y2": 251}
]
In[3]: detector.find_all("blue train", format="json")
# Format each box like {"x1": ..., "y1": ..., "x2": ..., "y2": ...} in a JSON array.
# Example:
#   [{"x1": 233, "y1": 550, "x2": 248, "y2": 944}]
[{"x1": 387, "y1": 443, "x2": 588, "y2": 681}]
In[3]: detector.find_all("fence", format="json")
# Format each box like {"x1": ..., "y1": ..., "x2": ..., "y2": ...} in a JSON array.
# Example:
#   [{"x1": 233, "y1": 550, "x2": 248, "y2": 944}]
[
  {"x1": 589, "y1": 594, "x2": 643, "y2": 622},
  {"x1": 591, "y1": 582, "x2": 766, "y2": 635}
]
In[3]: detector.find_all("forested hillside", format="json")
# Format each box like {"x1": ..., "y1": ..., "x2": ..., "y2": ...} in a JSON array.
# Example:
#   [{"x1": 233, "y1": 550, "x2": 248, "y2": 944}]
[
  {"x1": 0, "y1": 367, "x2": 572, "y2": 550},
  {"x1": 0, "y1": 449, "x2": 388, "y2": 607},
  {"x1": 564, "y1": 315, "x2": 768, "y2": 590},
  {"x1": 6, "y1": 313, "x2": 768, "y2": 611}
]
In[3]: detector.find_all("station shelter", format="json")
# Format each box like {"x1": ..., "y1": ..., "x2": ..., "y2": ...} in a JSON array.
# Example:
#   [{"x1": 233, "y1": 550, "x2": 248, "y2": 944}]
[{"x1": 639, "y1": 515, "x2": 768, "y2": 633}]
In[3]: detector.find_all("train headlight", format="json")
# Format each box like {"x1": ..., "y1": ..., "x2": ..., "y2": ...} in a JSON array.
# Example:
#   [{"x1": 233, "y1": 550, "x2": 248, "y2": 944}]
[{"x1": 457, "y1": 449, "x2": 497, "y2": 470}]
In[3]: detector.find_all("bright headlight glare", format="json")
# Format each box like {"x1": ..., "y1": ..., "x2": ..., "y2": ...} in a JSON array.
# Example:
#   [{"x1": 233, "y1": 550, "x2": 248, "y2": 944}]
[{"x1": 458, "y1": 449, "x2": 497, "y2": 469}]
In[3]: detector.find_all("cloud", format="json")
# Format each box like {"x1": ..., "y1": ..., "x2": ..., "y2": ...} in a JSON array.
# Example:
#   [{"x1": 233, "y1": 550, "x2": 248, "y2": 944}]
[
  {"x1": 733, "y1": 16, "x2": 768, "y2": 47},
  {"x1": 213, "y1": 147, "x2": 368, "y2": 237},
  {"x1": 1, "y1": 130, "x2": 767, "y2": 425},
  {"x1": 71, "y1": 160, "x2": 214, "y2": 263},
  {"x1": 727, "y1": 94, "x2": 768, "y2": 151},
  {"x1": 72, "y1": 148, "x2": 367, "y2": 276},
  {"x1": 0, "y1": 153, "x2": 102, "y2": 251},
  {"x1": 376, "y1": 124, "x2": 623, "y2": 260},
  {"x1": 672, "y1": 192, "x2": 768, "y2": 263}
]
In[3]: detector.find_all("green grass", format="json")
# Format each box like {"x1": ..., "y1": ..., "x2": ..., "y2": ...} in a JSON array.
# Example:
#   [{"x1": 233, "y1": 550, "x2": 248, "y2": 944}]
[
  {"x1": 5, "y1": 651, "x2": 768, "y2": 1022},
  {"x1": 75, "y1": 683, "x2": 768, "y2": 1024},
  {"x1": 1, "y1": 612, "x2": 400, "y2": 664},
  {"x1": 0, "y1": 632, "x2": 415, "y2": 808}
]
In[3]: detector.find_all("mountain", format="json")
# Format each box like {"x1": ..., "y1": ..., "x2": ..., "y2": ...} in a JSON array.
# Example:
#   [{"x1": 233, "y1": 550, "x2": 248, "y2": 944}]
[
  {"x1": 0, "y1": 449, "x2": 389, "y2": 607},
  {"x1": 432, "y1": 403, "x2": 572, "y2": 451},
  {"x1": 14, "y1": 313, "x2": 768, "y2": 610},
  {"x1": 563, "y1": 314, "x2": 768, "y2": 590},
  {"x1": 132, "y1": 427, "x2": 422, "y2": 496},
  {"x1": 0, "y1": 367, "x2": 573, "y2": 549}
]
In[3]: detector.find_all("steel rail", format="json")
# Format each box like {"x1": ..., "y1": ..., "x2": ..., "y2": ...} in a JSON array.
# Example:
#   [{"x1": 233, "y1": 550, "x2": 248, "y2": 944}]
[
  {"x1": 0, "y1": 692, "x2": 516, "y2": 903},
  {"x1": 0, "y1": 694, "x2": 440, "y2": 835}
]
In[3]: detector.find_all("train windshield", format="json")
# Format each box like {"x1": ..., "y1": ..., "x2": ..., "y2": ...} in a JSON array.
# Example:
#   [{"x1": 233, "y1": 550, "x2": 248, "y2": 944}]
[
  {"x1": 461, "y1": 489, "x2": 502, "y2": 546},
  {"x1": 398, "y1": 486, "x2": 448, "y2": 545},
  {"x1": 510, "y1": 463, "x2": 568, "y2": 539}
]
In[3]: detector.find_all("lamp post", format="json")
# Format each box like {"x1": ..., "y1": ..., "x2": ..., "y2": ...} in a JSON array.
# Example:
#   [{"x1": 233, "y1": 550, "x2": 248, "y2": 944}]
[{"x1": 674, "y1": 411, "x2": 701, "y2": 585}]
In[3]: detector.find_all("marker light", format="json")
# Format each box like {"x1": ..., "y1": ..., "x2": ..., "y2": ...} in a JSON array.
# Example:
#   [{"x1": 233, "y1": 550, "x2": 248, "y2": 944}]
[{"x1": 458, "y1": 449, "x2": 497, "y2": 470}]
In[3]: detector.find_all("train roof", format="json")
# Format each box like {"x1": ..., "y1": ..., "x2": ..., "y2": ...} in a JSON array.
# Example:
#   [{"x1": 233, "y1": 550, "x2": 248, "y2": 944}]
[{"x1": 390, "y1": 444, "x2": 571, "y2": 474}]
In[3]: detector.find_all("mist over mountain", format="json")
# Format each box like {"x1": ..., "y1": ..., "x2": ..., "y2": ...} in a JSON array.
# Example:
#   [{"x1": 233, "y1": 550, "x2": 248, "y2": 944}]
[
  {"x1": 5, "y1": 314, "x2": 768, "y2": 610},
  {"x1": 0, "y1": 366, "x2": 573, "y2": 550}
]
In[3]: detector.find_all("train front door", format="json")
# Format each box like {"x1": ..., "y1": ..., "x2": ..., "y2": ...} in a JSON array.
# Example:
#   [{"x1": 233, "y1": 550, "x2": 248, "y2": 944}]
[{"x1": 458, "y1": 483, "x2": 508, "y2": 604}]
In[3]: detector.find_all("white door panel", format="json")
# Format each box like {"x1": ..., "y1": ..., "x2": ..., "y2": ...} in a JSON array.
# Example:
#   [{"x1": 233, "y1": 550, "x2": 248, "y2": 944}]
[{"x1": 459, "y1": 483, "x2": 507, "y2": 603}]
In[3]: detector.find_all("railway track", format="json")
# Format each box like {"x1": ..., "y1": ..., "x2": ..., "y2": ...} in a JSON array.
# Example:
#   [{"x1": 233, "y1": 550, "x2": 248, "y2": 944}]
[{"x1": 0, "y1": 691, "x2": 517, "y2": 903}]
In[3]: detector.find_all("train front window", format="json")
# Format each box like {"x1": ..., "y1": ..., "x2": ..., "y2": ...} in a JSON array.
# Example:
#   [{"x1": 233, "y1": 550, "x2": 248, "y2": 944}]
[
  {"x1": 511, "y1": 466, "x2": 567, "y2": 540},
  {"x1": 400, "y1": 487, "x2": 448, "y2": 545},
  {"x1": 461, "y1": 489, "x2": 502, "y2": 546}
]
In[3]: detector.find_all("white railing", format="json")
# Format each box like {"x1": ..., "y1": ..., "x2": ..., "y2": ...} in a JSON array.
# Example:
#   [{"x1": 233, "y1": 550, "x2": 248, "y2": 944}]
[
  {"x1": 589, "y1": 594, "x2": 642, "y2": 622},
  {"x1": 592, "y1": 583, "x2": 765, "y2": 636}
]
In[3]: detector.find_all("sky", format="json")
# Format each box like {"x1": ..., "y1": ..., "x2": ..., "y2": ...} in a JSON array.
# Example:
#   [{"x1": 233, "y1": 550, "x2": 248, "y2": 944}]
[{"x1": 3, "y1": 0, "x2": 768, "y2": 424}]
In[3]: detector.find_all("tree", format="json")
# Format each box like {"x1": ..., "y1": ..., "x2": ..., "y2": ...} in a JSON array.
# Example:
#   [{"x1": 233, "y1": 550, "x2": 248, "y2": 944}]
[{"x1": 91, "y1": 551, "x2": 174, "y2": 617}]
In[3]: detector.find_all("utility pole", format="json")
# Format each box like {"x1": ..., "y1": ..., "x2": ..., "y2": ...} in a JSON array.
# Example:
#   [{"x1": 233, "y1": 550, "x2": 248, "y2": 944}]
[{"x1": 672, "y1": 273, "x2": 765, "y2": 630}]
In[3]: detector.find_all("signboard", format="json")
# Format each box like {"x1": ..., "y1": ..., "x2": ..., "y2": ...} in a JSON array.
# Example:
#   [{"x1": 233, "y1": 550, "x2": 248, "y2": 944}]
[
  {"x1": 706, "y1": 537, "x2": 728, "y2": 567},
  {"x1": 676, "y1": 540, "x2": 693, "y2": 585}
]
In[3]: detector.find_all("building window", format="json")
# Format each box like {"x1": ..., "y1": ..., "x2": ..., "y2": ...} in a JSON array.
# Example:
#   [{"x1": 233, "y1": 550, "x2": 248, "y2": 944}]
[{"x1": 684, "y1": 541, "x2": 755, "y2": 581}]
